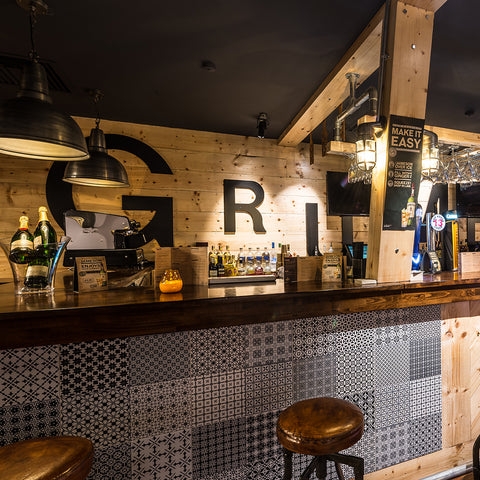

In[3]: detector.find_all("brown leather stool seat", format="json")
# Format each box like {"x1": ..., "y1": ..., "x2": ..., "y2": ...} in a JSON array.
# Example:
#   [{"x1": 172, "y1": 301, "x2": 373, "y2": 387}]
[
  {"x1": 0, "y1": 436, "x2": 94, "y2": 480},
  {"x1": 277, "y1": 397, "x2": 365, "y2": 480}
]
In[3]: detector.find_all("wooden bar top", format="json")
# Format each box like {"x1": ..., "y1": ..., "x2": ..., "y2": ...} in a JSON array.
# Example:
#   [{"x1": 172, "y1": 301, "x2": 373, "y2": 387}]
[{"x1": 0, "y1": 271, "x2": 480, "y2": 350}]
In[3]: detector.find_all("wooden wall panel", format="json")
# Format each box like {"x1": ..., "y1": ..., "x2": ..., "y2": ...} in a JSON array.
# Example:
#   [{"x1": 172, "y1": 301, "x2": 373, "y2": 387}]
[{"x1": 0, "y1": 117, "x2": 362, "y2": 278}]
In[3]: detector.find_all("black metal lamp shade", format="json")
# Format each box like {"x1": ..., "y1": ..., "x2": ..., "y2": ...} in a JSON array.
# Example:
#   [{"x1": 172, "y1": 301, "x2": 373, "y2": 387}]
[
  {"x1": 63, "y1": 126, "x2": 129, "y2": 187},
  {"x1": 0, "y1": 61, "x2": 89, "y2": 161}
]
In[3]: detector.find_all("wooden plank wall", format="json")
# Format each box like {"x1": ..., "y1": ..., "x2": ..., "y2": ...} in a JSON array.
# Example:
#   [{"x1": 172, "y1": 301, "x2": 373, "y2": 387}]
[{"x1": 0, "y1": 117, "x2": 367, "y2": 277}]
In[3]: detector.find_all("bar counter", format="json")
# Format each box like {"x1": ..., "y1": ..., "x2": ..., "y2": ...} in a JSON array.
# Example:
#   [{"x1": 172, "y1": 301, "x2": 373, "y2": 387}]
[{"x1": 0, "y1": 271, "x2": 479, "y2": 350}]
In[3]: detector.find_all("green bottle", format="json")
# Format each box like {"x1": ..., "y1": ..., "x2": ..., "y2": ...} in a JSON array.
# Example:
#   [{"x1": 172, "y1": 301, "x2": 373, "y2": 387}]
[
  {"x1": 9, "y1": 215, "x2": 34, "y2": 264},
  {"x1": 33, "y1": 206, "x2": 57, "y2": 258},
  {"x1": 24, "y1": 257, "x2": 49, "y2": 289}
]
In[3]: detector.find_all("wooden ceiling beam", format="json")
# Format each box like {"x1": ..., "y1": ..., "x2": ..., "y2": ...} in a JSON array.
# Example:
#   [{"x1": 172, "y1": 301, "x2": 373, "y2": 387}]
[
  {"x1": 425, "y1": 125, "x2": 480, "y2": 147},
  {"x1": 401, "y1": 0, "x2": 447, "y2": 11},
  {"x1": 277, "y1": 5, "x2": 385, "y2": 147},
  {"x1": 278, "y1": 0, "x2": 448, "y2": 148}
]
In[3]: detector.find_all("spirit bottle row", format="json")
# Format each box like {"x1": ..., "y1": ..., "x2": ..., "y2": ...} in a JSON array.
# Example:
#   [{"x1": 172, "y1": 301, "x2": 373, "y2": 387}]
[{"x1": 209, "y1": 243, "x2": 284, "y2": 277}]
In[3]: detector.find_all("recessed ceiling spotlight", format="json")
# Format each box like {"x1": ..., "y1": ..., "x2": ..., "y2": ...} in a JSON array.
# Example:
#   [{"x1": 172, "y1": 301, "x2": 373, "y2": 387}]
[
  {"x1": 465, "y1": 108, "x2": 475, "y2": 117},
  {"x1": 201, "y1": 60, "x2": 216, "y2": 72}
]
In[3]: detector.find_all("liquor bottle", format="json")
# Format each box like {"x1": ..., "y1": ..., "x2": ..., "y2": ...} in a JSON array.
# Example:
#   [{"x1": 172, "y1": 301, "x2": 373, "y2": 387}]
[
  {"x1": 262, "y1": 247, "x2": 271, "y2": 274},
  {"x1": 216, "y1": 254, "x2": 225, "y2": 277},
  {"x1": 33, "y1": 206, "x2": 57, "y2": 258},
  {"x1": 328, "y1": 242, "x2": 334, "y2": 253},
  {"x1": 254, "y1": 247, "x2": 263, "y2": 274},
  {"x1": 246, "y1": 247, "x2": 255, "y2": 275},
  {"x1": 209, "y1": 246, "x2": 218, "y2": 277},
  {"x1": 269, "y1": 242, "x2": 277, "y2": 272},
  {"x1": 9, "y1": 216, "x2": 34, "y2": 264},
  {"x1": 407, "y1": 185, "x2": 416, "y2": 226},
  {"x1": 224, "y1": 245, "x2": 235, "y2": 277},
  {"x1": 24, "y1": 257, "x2": 49, "y2": 289},
  {"x1": 237, "y1": 247, "x2": 246, "y2": 276}
]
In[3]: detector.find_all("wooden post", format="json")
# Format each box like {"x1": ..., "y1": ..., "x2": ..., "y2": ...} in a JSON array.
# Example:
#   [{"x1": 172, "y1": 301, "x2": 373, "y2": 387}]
[{"x1": 366, "y1": 0, "x2": 435, "y2": 282}]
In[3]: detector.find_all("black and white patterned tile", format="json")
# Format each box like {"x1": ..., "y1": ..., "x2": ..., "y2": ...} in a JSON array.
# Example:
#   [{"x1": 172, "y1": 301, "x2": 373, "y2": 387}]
[
  {"x1": 374, "y1": 325, "x2": 409, "y2": 345},
  {"x1": 130, "y1": 332, "x2": 190, "y2": 385},
  {"x1": 244, "y1": 321, "x2": 292, "y2": 366},
  {"x1": 193, "y1": 370, "x2": 245, "y2": 426},
  {"x1": 375, "y1": 422, "x2": 409, "y2": 470},
  {"x1": 245, "y1": 362, "x2": 292, "y2": 416},
  {"x1": 374, "y1": 342, "x2": 410, "y2": 388},
  {"x1": 60, "y1": 338, "x2": 129, "y2": 396},
  {"x1": 408, "y1": 413, "x2": 442, "y2": 457},
  {"x1": 131, "y1": 378, "x2": 191, "y2": 438},
  {"x1": 410, "y1": 376, "x2": 442, "y2": 419},
  {"x1": 199, "y1": 467, "x2": 247, "y2": 480},
  {"x1": 343, "y1": 431, "x2": 377, "y2": 474},
  {"x1": 376, "y1": 308, "x2": 408, "y2": 328},
  {"x1": 245, "y1": 410, "x2": 282, "y2": 463},
  {"x1": 343, "y1": 390, "x2": 375, "y2": 434},
  {"x1": 0, "y1": 345, "x2": 59, "y2": 406},
  {"x1": 410, "y1": 320, "x2": 441, "y2": 340},
  {"x1": 293, "y1": 317, "x2": 336, "y2": 359},
  {"x1": 293, "y1": 354, "x2": 336, "y2": 401},
  {"x1": 375, "y1": 383, "x2": 410, "y2": 428},
  {"x1": 88, "y1": 442, "x2": 131, "y2": 480},
  {"x1": 336, "y1": 329, "x2": 374, "y2": 395},
  {"x1": 131, "y1": 430, "x2": 192, "y2": 480},
  {"x1": 246, "y1": 458, "x2": 283, "y2": 480},
  {"x1": 404, "y1": 305, "x2": 441, "y2": 325},
  {"x1": 0, "y1": 398, "x2": 60, "y2": 446},
  {"x1": 331, "y1": 311, "x2": 377, "y2": 332},
  {"x1": 190, "y1": 326, "x2": 246, "y2": 376},
  {"x1": 410, "y1": 337, "x2": 441, "y2": 380},
  {"x1": 62, "y1": 388, "x2": 130, "y2": 448},
  {"x1": 192, "y1": 417, "x2": 247, "y2": 479}
]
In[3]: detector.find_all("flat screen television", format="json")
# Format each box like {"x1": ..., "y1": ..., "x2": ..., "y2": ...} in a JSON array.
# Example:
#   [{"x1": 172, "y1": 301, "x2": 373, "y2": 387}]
[
  {"x1": 456, "y1": 183, "x2": 480, "y2": 217},
  {"x1": 326, "y1": 171, "x2": 371, "y2": 216}
]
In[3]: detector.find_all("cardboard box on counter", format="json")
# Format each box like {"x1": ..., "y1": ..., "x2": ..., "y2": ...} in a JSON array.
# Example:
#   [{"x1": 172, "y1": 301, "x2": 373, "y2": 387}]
[
  {"x1": 458, "y1": 252, "x2": 480, "y2": 274},
  {"x1": 284, "y1": 256, "x2": 323, "y2": 283},
  {"x1": 155, "y1": 247, "x2": 208, "y2": 285}
]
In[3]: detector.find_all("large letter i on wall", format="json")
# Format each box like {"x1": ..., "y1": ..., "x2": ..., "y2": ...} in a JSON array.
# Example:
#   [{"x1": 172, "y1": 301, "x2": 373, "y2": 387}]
[{"x1": 223, "y1": 179, "x2": 266, "y2": 233}]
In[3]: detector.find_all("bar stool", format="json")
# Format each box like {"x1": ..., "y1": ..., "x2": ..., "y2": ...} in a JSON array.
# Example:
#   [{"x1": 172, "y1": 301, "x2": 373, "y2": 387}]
[
  {"x1": 0, "y1": 436, "x2": 94, "y2": 480},
  {"x1": 277, "y1": 397, "x2": 365, "y2": 480}
]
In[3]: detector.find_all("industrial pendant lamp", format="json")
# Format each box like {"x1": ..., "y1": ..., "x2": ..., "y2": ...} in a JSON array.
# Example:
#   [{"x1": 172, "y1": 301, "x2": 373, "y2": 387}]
[
  {"x1": 0, "y1": 0, "x2": 89, "y2": 161},
  {"x1": 63, "y1": 90, "x2": 129, "y2": 187}
]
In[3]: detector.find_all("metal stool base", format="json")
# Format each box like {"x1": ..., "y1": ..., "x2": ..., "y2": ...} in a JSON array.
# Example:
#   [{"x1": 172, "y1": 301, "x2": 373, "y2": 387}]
[{"x1": 282, "y1": 448, "x2": 364, "y2": 480}]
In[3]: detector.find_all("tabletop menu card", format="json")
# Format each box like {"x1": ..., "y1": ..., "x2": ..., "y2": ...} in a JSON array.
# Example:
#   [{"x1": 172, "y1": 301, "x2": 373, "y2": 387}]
[{"x1": 73, "y1": 256, "x2": 108, "y2": 292}]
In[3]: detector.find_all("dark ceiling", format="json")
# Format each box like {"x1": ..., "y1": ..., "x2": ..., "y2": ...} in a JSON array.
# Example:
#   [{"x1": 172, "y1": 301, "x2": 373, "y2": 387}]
[{"x1": 0, "y1": 0, "x2": 478, "y2": 142}]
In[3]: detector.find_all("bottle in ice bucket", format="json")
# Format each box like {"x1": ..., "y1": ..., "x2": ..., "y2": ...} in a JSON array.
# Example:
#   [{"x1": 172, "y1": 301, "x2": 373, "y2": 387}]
[
  {"x1": 24, "y1": 256, "x2": 49, "y2": 289},
  {"x1": 9, "y1": 215, "x2": 34, "y2": 264},
  {"x1": 33, "y1": 206, "x2": 57, "y2": 259}
]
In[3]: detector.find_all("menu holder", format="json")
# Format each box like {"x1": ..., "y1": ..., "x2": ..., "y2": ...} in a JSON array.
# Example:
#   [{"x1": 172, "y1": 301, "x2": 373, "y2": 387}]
[
  {"x1": 321, "y1": 253, "x2": 343, "y2": 282},
  {"x1": 155, "y1": 247, "x2": 208, "y2": 286},
  {"x1": 74, "y1": 256, "x2": 108, "y2": 292}
]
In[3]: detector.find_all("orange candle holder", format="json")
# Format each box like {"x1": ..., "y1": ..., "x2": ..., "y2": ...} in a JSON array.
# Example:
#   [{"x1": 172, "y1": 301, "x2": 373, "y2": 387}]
[{"x1": 159, "y1": 268, "x2": 183, "y2": 293}]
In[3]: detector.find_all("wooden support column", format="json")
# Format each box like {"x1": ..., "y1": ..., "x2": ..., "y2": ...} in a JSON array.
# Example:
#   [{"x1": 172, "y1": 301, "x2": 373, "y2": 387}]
[{"x1": 366, "y1": 0, "x2": 435, "y2": 282}]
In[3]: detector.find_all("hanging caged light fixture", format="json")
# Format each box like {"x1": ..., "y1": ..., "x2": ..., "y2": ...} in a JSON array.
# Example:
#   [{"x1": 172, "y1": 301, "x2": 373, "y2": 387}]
[
  {"x1": 63, "y1": 90, "x2": 129, "y2": 187},
  {"x1": 0, "y1": 0, "x2": 89, "y2": 161}
]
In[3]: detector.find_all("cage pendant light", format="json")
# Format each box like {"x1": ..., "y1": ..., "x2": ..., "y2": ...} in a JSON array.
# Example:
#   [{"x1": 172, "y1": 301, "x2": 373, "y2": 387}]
[
  {"x1": 63, "y1": 90, "x2": 129, "y2": 187},
  {"x1": 0, "y1": 0, "x2": 89, "y2": 161}
]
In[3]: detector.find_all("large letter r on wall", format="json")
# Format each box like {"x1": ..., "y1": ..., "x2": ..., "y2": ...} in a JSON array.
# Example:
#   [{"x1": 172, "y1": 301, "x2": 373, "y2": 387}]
[{"x1": 223, "y1": 179, "x2": 266, "y2": 234}]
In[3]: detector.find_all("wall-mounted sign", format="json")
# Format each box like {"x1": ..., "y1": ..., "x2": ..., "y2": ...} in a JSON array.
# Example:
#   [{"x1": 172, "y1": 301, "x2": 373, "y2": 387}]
[
  {"x1": 383, "y1": 115, "x2": 424, "y2": 231},
  {"x1": 430, "y1": 214, "x2": 446, "y2": 232}
]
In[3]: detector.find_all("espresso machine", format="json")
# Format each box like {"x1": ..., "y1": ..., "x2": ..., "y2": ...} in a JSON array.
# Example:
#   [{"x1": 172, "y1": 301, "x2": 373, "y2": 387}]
[{"x1": 63, "y1": 210, "x2": 148, "y2": 268}]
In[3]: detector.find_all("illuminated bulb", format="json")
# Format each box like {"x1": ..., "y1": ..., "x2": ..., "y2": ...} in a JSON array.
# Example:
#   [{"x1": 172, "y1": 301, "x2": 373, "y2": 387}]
[{"x1": 355, "y1": 138, "x2": 376, "y2": 171}]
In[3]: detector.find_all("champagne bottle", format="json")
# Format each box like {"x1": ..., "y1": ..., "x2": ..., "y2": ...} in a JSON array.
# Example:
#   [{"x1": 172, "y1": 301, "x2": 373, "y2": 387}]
[
  {"x1": 24, "y1": 257, "x2": 49, "y2": 289},
  {"x1": 9, "y1": 216, "x2": 34, "y2": 264},
  {"x1": 33, "y1": 206, "x2": 57, "y2": 258}
]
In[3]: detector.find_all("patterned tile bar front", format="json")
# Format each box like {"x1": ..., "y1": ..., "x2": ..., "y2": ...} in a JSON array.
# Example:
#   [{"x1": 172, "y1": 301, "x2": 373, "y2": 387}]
[{"x1": 0, "y1": 305, "x2": 442, "y2": 480}]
